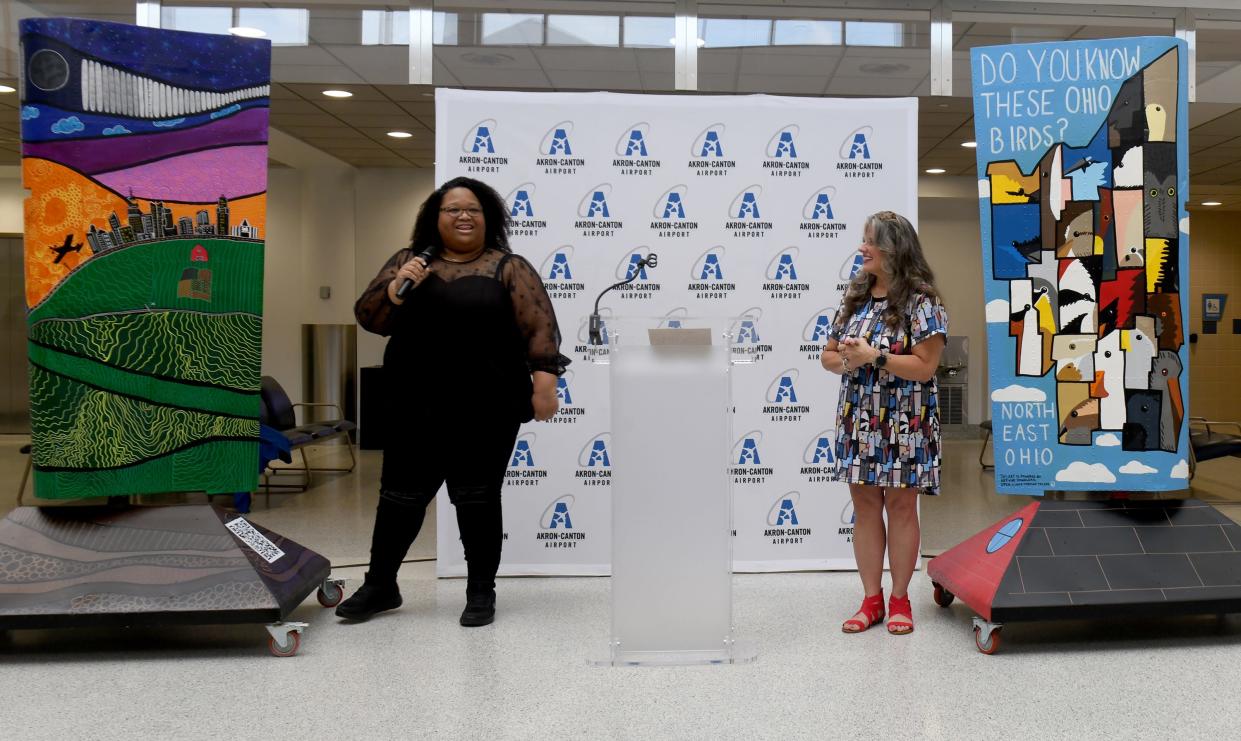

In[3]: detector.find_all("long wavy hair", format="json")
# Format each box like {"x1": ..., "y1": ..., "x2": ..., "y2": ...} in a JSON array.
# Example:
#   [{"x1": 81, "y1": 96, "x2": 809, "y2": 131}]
[
  {"x1": 836, "y1": 210, "x2": 938, "y2": 332},
  {"x1": 409, "y1": 176, "x2": 512, "y2": 253}
]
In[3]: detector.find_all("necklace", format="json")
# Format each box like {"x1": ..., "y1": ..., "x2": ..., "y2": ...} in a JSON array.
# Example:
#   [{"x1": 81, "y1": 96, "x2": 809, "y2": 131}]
[{"x1": 440, "y1": 247, "x2": 485, "y2": 263}]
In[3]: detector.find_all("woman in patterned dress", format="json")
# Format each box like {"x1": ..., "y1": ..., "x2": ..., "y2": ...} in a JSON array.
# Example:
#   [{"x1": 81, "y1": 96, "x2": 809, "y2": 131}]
[{"x1": 820, "y1": 211, "x2": 948, "y2": 635}]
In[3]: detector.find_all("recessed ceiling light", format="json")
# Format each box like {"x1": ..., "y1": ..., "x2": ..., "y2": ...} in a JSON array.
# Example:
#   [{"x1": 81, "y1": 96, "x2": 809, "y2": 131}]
[
  {"x1": 387, "y1": 131, "x2": 413, "y2": 139},
  {"x1": 925, "y1": 168, "x2": 946, "y2": 174},
  {"x1": 0, "y1": 85, "x2": 15, "y2": 94},
  {"x1": 322, "y1": 90, "x2": 353, "y2": 98},
  {"x1": 1202, "y1": 201, "x2": 1222, "y2": 206},
  {"x1": 961, "y1": 141, "x2": 977, "y2": 148},
  {"x1": 229, "y1": 27, "x2": 267, "y2": 38},
  {"x1": 421, "y1": 92, "x2": 434, "y2": 97}
]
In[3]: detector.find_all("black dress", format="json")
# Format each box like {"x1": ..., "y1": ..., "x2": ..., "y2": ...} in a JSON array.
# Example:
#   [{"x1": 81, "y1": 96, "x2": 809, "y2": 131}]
[{"x1": 356, "y1": 246, "x2": 568, "y2": 497}]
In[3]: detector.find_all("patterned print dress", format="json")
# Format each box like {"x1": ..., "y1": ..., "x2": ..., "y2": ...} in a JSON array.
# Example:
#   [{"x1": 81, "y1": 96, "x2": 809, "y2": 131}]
[{"x1": 828, "y1": 293, "x2": 949, "y2": 493}]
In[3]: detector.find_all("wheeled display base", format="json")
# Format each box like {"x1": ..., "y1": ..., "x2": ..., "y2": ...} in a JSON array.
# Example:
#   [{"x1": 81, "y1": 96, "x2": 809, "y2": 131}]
[
  {"x1": 0, "y1": 505, "x2": 342, "y2": 657},
  {"x1": 927, "y1": 498, "x2": 1241, "y2": 654}
]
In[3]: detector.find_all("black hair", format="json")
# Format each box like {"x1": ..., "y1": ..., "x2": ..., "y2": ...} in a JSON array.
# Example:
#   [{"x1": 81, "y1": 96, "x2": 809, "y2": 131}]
[{"x1": 409, "y1": 176, "x2": 512, "y2": 253}]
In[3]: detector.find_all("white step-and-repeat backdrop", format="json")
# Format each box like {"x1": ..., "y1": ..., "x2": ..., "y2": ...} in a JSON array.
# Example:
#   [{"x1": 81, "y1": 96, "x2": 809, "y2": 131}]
[{"x1": 435, "y1": 90, "x2": 917, "y2": 575}]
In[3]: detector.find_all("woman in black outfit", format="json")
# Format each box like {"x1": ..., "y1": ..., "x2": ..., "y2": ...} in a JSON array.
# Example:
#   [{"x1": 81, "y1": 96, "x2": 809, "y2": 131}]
[{"x1": 340, "y1": 177, "x2": 568, "y2": 627}]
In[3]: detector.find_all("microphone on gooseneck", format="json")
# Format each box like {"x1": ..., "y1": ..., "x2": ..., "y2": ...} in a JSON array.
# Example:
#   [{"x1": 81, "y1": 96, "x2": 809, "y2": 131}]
[
  {"x1": 589, "y1": 252, "x2": 659, "y2": 345},
  {"x1": 395, "y1": 244, "x2": 441, "y2": 300}
]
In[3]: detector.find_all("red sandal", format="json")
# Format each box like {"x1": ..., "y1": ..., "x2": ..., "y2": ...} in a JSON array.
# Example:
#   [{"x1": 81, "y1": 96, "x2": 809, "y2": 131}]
[
  {"x1": 887, "y1": 594, "x2": 914, "y2": 635},
  {"x1": 842, "y1": 591, "x2": 885, "y2": 633}
]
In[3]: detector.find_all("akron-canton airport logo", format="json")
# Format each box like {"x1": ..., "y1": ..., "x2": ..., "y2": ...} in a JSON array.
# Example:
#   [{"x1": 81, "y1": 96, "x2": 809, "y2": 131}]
[
  {"x1": 575, "y1": 183, "x2": 622, "y2": 238},
  {"x1": 725, "y1": 185, "x2": 772, "y2": 238},
  {"x1": 537, "y1": 494, "x2": 586, "y2": 548},
  {"x1": 729, "y1": 307, "x2": 772, "y2": 360},
  {"x1": 660, "y1": 306, "x2": 690, "y2": 328},
  {"x1": 613, "y1": 121, "x2": 660, "y2": 175},
  {"x1": 763, "y1": 124, "x2": 811, "y2": 178},
  {"x1": 573, "y1": 308, "x2": 612, "y2": 362},
  {"x1": 539, "y1": 244, "x2": 584, "y2": 301},
  {"x1": 800, "y1": 186, "x2": 846, "y2": 239},
  {"x1": 801, "y1": 305, "x2": 837, "y2": 359},
  {"x1": 575, "y1": 431, "x2": 611, "y2": 486},
  {"x1": 506, "y1": 182, "x2": 547, "y2": 238},
  {"x1": 688, "y1": 122, "x2": 736, "y2": 176},
  {"x1": 613, "y1": 246, "x2": 660, "y2": 300},
  {"x1": 688, "y1": 246, "x2": 734, "y2": 301},
  {"x1": 537, "y1": 120, "x2": 586, "y2": 174},
  {"x1": 459, "y1": 118, "x2": 507, "y2": 172},
  {"x1": 801, "y1": 427, "x2": 836, "y2": 482},
  {"x1": 650, "y1": 184, "x2": 697, "y2": 237},
  {"x1": 764, "y1": 368, "x2": 811, "y2": 423},
  {"x1": 764, "y1": 246, "x2": 810, "y2": 300},
  {"x1": 506, "y1": 431, "x2": 548, "y2": 487},
  {"x1": 765, "y1": 491, "x2": 811, "y2": 545},
  {"x1": 840, "y1": 500, "x2": 856, "y2": 540},
  {"x1": 837, "y1": 125, "x2": 883, "y2": 178},
  {"x1": 547, "y1": 369, "x2": 584, "y2": 425},
  {"x1": 731, "y1": 430, "x2": 772, "y2": 485},
  {"x1": 838, "y1": 250, "x2": 864, "y2": 291}
]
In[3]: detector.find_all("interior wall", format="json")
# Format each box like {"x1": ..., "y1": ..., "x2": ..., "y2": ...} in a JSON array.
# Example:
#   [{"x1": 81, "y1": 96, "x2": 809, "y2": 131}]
[
  {"x1": 353, "y1": 168, "x2": 438, "y2": 371},
  {"x1": 263, "y1": 166, "x2": 305, "y2": 405},
  {"x1": 0, "y1": 167, "x2": 20, "y2": 233},
  {"x1": 1188, "y1": 210, "x2": 1241, "y2": 423},
  {"x1": 918, "y1": 192, "x2": 987, "y2": 426}
]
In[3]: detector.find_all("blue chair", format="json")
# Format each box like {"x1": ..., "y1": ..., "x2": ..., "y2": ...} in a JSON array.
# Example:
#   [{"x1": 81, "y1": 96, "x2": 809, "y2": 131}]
[
  {"x1": 1189, "y1": 417, "x2": 1241, "y2": 480},
  {"x1": 258, "y1": 376, "x2": 357, "y2": 498}
]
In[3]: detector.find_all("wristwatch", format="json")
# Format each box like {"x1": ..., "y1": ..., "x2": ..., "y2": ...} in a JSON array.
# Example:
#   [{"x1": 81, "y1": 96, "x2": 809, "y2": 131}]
[{"x1": 874, "y1": 348, "x2": 889, "y2": 368}]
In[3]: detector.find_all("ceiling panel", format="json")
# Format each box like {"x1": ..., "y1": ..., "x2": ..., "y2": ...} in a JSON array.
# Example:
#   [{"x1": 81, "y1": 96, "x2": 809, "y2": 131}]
[
  {"x1": 545, "y1": 69, "x2": 649, "y2": 91},
  {"x1": 272, "y1": 65, "x2": 366, "y2": 84},
  {"x1": 738, "y1": 50, "x2": 842, "y2": 78},
  {"x1": 436, "y1": 46, "x2": 546, "y2": 72},
  {"x1": 1191, "y1": 111, "x2": 1241, "y2": 138},
  {"x1": 734, "y1": 75, "x2": 825, "y2": 96},
  {"x1": 376, "y1": 85, "x2": 438, "y2": 103},
  {"x1": 827, "y1": 76, "x2": 919, "y2": 96},
  {"x1": 283, "y1": 83, "x2": 389, "y2": 101},
  {"x1": 534, "y1": 48, "x2": 641, "y2": 73}
]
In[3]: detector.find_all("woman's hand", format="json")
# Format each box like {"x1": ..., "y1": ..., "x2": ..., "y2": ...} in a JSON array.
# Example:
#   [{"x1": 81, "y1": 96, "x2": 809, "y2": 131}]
[
  {"x1": 387, "y1": 256, "x2": 431, "y2": 304},
  {"x1": 839, "y1": 337, "x2": 880, "y2": 368},
  {"x1": 531, "y1": 371, "x2": 559, "y2": 421}
]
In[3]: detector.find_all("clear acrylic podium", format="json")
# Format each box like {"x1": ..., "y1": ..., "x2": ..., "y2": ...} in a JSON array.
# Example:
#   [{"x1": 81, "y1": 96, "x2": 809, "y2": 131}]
[{"x1": 590, "y1": 316, "x2": 756, "y2": 666}]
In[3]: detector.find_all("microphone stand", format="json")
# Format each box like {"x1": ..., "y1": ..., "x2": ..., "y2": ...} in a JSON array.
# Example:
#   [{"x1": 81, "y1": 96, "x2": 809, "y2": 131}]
[{"x1": 589, "y1": 253, "x2": 658, "y2": 345}]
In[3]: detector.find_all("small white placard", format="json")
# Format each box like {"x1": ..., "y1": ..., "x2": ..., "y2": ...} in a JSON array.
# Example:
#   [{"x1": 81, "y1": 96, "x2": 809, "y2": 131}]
[
  {"x1": 226, "y1": 517, "x2": 285, "y2": 564},
  {"x1": 648, "y1": 327, "x2": 712, "y2": 346}
]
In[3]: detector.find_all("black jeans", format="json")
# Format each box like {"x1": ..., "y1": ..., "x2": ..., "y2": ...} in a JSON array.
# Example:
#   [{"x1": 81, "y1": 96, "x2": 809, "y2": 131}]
[{"x1": 367, "y1": 417, "x2": 520, "y2": 595}]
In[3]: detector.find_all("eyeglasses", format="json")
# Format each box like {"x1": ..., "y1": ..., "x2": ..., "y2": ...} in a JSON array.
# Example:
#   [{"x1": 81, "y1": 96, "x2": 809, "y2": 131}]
[{"x1": 440, "y1": 206, "x2": 483, "y2": 218}]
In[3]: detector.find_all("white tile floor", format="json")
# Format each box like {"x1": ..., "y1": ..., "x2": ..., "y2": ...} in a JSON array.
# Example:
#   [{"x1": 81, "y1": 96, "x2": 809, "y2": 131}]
[{"x1": 3, "y1": 435, "x2": 1241, "y2": 740}]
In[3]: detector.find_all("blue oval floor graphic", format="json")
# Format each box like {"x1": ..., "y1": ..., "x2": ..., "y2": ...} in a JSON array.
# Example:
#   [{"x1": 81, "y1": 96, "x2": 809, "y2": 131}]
[{"x1": 986, "y1": 517, "x2": 1024, "y2": 553}]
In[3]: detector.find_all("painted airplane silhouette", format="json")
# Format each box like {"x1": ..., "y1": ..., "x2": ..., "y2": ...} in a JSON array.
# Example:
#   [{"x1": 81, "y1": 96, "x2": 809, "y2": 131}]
[{"x1": 49, "y1": 234, "x2": 83, "y2": 264}]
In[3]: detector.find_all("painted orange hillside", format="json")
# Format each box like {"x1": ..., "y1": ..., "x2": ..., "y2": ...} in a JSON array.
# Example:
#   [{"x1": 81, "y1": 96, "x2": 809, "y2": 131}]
[{"x1": 22, "y1": 157, "x2": 267, "y2": 308}]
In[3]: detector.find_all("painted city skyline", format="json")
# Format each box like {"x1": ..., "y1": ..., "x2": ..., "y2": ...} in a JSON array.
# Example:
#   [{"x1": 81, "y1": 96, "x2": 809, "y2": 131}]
[{"x1": 85, "y1": 192, "x2": 259, "y2": 254}]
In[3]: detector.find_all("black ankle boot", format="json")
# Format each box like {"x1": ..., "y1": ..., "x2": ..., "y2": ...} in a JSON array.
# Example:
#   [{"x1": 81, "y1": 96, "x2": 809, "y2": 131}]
[
  {"x1": 459, "y1": 588, "x2": 496, "y2": 627},
  {"x1": 335, "y1": 573, "x2": 403, "y2": 622}
]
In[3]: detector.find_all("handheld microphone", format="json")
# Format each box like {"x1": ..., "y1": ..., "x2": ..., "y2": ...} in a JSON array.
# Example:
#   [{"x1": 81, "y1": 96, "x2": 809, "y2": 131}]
[
  {"x1": 589, "y1": 252, "x2": 659, "y2": 345},
  {"x1": 395, "y1": 244, "x2": 440, "y2": 300}
]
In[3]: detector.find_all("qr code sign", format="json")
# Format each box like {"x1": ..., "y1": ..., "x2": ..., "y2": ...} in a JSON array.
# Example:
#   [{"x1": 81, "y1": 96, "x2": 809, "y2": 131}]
[{"x1": 226, "y1": 517, "x2": 286, "y2": 564}]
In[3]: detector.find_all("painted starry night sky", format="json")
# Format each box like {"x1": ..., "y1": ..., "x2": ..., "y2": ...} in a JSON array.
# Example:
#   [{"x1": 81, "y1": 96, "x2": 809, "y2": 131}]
[{"x1": 21, "y1": 17, "x2": 270, "y2": 90}]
